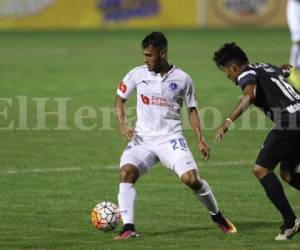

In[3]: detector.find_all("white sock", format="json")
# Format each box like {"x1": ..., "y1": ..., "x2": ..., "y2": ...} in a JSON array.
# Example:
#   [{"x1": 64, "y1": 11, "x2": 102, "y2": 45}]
[
  {"x1": 194, "y1": 180, "x2": 219, "y2": 215},
  {"x1": 290, "y1": 43, "x2": 300, "y2": 68},
  {"x1": 118, "y1": 183, "x2": 136, "y2": 225}
]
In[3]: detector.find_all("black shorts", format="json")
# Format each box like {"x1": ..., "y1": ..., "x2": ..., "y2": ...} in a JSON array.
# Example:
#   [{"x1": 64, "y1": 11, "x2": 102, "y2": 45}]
[{"x1": 255, "y1": 129, "x2": 300, "y2": 172}]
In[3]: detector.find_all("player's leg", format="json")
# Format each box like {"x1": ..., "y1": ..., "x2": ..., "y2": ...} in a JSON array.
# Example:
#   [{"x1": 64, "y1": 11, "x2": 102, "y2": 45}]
[
  {"x1": 287, "y1": 0, "x2": 300, "y2": 89},
  {"x1": 279, "y1": 134, "x2": 300, "y2": 190},
  {"x1": 253, "y1": 164, "x2": 296, "y2": 227},
  {"x1": 280, "y1": 156, "x2": 300, "y2": 190},
  {"x1": 117, "y1": 164, "x2": 139, "y2": 238},
  {"x1": 254, "y1": 130, "x2": 299, "y2": 240},
  {"x1": 180, "y1": 168, "x2": 237, "y2": 234},
  {"x1": 289, "y1": 41, "x2": 300, "y2": 90},
  {"x1": 157, "y1": 136, "x2": 236, "y2": 234},
  {"x1": 115, "y1": 139, "x2": 158, "y2": 240},
  {"x1": 180, "y1": 168, "x2": 218, "y2": 215},
  {"x1": 280, "y1": 170, "x2": 300, "y2": 190},
  {"x1": 254, "y1": 164, "x2": 299, "y2": 240}
]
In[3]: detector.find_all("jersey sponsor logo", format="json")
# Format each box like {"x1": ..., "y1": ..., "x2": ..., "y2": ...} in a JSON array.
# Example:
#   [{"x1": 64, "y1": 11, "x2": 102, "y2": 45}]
[
  {"x1": 211, "y1": 0, "x2": 279, "y2": 25},
  {"x1": 141, "y1": 94, "x2": 150, "y2": 105},
  {"x1": 118, "y1": 81, "x2": 127, "y2": 94},
  {"x1": 151, "y1": 96, "x2": 172, "y2": 107},
  {"x1": 168, "y1": 82, "x2": 178, "y2": 92},
  {"x1": 140, "y1": 94, "x2": 173, "y2": 107}
]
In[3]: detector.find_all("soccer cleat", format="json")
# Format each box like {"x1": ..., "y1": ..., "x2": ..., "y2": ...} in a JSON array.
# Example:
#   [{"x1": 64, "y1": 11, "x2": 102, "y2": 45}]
[
  {"x1": 216, "y1": 218, "x2": 237, "y2": 234},
  {"x1": 114, "y1": 229, "x2": 140, "y2": 240},
  {"x1": 275, "y1": 217, "x2": 300, "y2": 241},
  {"x1": 211, "y1": 212, "x2": 237, "y2": 234}
]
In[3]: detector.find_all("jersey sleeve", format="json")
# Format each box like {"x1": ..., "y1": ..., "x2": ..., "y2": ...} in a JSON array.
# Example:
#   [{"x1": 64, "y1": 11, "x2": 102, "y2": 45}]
[
  {"x1": 116, "y1": 70, "x2": 136, "y2": 99},
  {"x1": 237, "y1": 69, "x2": 257, "y2": 90},
  {"x1": 184, "y1": 75, "x2": 198, "y2": 107}
]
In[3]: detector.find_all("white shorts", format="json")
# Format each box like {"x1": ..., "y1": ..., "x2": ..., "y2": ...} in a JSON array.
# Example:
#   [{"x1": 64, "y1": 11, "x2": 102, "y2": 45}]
[
  {"x1": 287, "y1": 0, "x2": 300, "y2": 42},
  {"x1": 120, "y1": 134, "x2": 198, "y2": 177}
]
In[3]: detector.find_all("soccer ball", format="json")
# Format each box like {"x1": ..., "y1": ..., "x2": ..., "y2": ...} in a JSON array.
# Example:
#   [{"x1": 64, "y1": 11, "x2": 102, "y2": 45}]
[{"x1": 91, "y1": 201, "x2": 121, "y2": 232}]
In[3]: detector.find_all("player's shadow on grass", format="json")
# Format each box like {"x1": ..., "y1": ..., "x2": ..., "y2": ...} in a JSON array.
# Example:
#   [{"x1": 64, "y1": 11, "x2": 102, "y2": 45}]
[
  {"x1": 233, "y1": 221, "x2": 279, "y2": 232},
  {"x1": 146, "y1": 226, "x2": 210, "y2": 237},
  {"x1": 146, "y1": 221, "x2": 279, "y2": 237}
]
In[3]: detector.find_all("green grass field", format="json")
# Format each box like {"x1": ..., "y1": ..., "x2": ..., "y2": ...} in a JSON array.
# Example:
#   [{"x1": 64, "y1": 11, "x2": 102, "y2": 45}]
[{"x1": 0, "y1": 28, "x2": 299, "y2": 249}]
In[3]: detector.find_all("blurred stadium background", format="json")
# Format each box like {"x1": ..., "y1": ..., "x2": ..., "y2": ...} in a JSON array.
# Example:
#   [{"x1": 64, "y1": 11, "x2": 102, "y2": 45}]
[
  {"x1": 1, "y1": 0, "x2": 299, "y2": 249},
  {"x1": 0, "y1": 0, "x2": 288, "y2": 29}
]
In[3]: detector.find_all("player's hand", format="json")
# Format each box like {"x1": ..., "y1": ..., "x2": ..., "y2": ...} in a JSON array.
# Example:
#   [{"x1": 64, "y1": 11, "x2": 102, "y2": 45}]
[
  {"x1": 198, "y1": 139, "x2": 210, "y2": 161},
  {"x1": 120, "y1": 124, "x2": 135, "y2": 140},
  {"x1": 215, "y1": 121, "x2": 231, "y2": 143}
]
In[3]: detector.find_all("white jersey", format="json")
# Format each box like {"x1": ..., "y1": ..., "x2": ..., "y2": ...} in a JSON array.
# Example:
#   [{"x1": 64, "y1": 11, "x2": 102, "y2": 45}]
[{"x1": 116, "y1": 65, "x2": 198, "y2": 137}]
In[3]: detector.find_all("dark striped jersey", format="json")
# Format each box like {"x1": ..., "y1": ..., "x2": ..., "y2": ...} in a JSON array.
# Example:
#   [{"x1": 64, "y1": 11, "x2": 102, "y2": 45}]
[{"x1": 237, "y1": 63, "x2": 300, "y2": 128}]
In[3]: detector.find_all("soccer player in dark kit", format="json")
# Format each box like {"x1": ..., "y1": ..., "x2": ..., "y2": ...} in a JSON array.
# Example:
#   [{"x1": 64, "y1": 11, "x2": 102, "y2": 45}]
[{"x1": 213, "y1": 42, "x2": 300, "y2": 241}]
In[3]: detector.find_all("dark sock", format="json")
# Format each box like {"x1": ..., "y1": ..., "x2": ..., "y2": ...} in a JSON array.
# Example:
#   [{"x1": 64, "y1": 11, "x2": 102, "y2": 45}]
[
  {"x1": 260, "y1": 172, "x2": 296, "y2": 228},
  {"x1": 123, "y1": 223, "x2": 135, "y2": 231},
  {"x1": 211, "y1": 211, "x2": 227, "y2": 226},
  {"x1": 290, "y1": 173, "x2": 300, "y2": 190}
]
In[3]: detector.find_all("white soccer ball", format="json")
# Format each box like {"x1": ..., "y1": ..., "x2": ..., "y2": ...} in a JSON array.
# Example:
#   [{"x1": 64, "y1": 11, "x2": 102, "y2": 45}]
[{"x1": 91, "y1": 201, "x2": 121, "y2": 232}]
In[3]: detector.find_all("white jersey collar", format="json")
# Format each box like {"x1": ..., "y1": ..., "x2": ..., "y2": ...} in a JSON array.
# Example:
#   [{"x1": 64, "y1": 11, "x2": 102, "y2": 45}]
[{"x1": 148, "y1": 63, "x2": 176, "y2": 79}]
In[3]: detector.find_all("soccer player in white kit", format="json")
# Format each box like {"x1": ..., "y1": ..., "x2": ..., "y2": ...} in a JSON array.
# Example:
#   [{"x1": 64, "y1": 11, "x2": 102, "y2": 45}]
[
  {"x1": 287, "y1": 0, "x2": 300, "y2": 89},
  {"x1": 114, "y1": 32, "x2": 237, "y2": 240}
]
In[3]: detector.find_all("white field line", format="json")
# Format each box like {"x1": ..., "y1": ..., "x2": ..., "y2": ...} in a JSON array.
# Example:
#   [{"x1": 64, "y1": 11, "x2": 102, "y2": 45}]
[{"x1": 0, "y1": 161, "x2": 253, "y2": 175}]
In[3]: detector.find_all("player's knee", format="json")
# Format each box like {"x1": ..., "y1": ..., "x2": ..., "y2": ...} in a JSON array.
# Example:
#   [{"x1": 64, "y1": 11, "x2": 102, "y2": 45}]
[
  {"x1": 120, "y1": 164, "x2": 139, "y2": 183},
  {"x1": 253, "y1": 165, "x2": 270, "y2": 179},
  {"x1": 181, "y1": 170, "x2": 201, "y2": 190},
  {"x1": 280, "y1": 171, "x2": 292, "y2": 183}
]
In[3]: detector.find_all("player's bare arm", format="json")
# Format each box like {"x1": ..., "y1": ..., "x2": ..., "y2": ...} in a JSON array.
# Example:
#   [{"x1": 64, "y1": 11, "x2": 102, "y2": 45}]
[
  {"x1": 215, "y1": 84, "x2": 256, "y2": 143},
  {"x1": 115, "y1": 95, "x2": 135, "y2": 140},
  {"x1": 188, "y1": 107, "x2": 210, "y2": 160}
]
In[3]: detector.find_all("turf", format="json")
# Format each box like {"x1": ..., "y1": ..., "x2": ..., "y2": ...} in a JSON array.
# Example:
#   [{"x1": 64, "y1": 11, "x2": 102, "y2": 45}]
[{"x1": 0, "y1": 28, "x2": 299, "y2": 249}]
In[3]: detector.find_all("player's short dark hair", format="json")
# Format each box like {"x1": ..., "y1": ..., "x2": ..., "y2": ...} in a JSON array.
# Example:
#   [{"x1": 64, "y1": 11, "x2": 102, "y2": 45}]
[
  {"x1": 141, "y1": 31, "x2": 168, "y2": 50},
  {"x1": 213, "y1": 42, "x2": 249, "y2": 69}
]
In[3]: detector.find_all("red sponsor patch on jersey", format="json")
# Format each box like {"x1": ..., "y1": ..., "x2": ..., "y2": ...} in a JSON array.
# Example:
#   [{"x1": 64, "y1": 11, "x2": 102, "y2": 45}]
[
  {"x1": 118, "y1": 81, "x2": 127, "y2": 94},
  {"x1": 140, "y1": 94, "x2": 150, "y2": 105}
]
